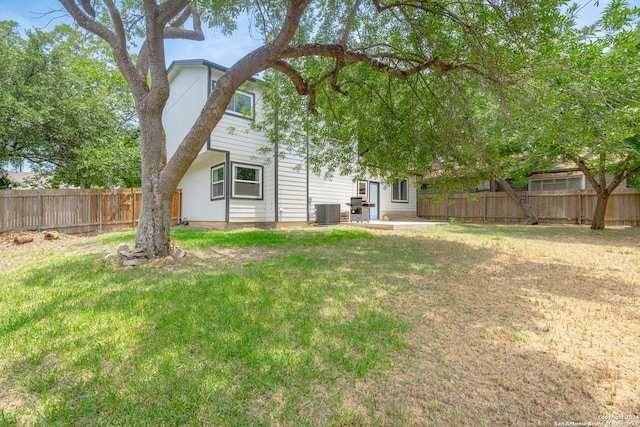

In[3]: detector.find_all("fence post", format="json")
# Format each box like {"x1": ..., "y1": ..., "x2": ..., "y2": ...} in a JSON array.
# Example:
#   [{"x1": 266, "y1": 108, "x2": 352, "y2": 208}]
[
  {"x1": 445, "y1": 197, "x2": 449, "y2": 221},
  {"x1": 178, "y1": 189, "x2": 182, "y2": 224},
  {"x1": 37, "y1": 191, "x2": 42, "y2": 232},
  {"x1": 483, "y1": 192, "x2": 487, "y2": 222},
  {"x1": 99, "y1": 189, "x2": 103, "y2": 231},
  {"x1": 132, "y1": 188, "x2": 136, "y2": 228},
  {"x1": 578, "y1": 190, "x2": 582, "y2": 225}
]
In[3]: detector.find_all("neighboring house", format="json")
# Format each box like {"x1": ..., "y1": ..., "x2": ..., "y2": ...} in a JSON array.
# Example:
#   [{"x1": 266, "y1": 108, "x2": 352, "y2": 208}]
[
  {"x1": 1, "y1": 161, "x2": 39, "y2": 189},
  {"x1": 528, "y1": 166, "x2": 627, "y2": 192},
  {"x1": 163, "y1": 59, "x2": 417, "y2": 229},
  {"x1": 470, "y1": 165, "x2": 628, "y2": 194}
]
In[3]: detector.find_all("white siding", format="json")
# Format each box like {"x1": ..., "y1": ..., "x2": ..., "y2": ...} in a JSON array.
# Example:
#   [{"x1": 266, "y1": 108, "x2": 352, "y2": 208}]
[
  {"x1": 165, "y1": 64, "x2": 276, "y2": 223},
  {"x1": 164, "y1": 66, "x2": 209, "y2": 159},
  {"x1": 200, "y1": 68, "x2": 276, "y2": 223},
  {"x1": 308, "y1": 171, "x2": 355, "y2": 221},
  {"x1": 179, "y1": 151, "x2": 227, "y2": 222},
  {"x1": 379, "y1": 176, "x2": 418, "y2": 216},
  {"x1": 276, "y1": 151, "x2": 308, "y2": 222}
]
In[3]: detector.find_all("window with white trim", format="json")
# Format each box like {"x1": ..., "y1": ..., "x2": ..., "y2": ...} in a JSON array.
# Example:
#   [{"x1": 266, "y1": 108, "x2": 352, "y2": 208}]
[
  {"x1": 211, "y1": 163, "x2": 225, "y2": 200},
  {"x1": 232, "y1": 164, "x2": 262, "y2": 199},
  {"x1": 392, "y1": 179, "x2": 409, "y2": 202},
  {"x1": 358, "y1": 180, "x2": 368, "y2": 198}
]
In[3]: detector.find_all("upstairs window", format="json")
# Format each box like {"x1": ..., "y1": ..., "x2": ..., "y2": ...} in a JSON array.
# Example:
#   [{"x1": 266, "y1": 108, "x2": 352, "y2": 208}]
[
  {"x1": 392, "y1": 179, "x2": 409, "y2": 203},
  {"x1": 232, "y1": 163, "x2": 262, "y2": 199},
  {"x1": 211, "y1": 79, "x2": 254, "y2": 118},
  {"x1": 227, "y1": 91, "x2": 253, "y2": 115}
]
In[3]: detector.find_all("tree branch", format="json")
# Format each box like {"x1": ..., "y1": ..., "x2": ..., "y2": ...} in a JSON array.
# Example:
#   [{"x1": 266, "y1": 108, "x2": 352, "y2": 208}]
[
  {"x1": 606, "y1": 155, "x2": 631, "y2": 193},
  {"x1": 621, "y1": 164, "x2": 640, "y2": 182},
  {"x1": 281, "y1": 44, "x2": 479, "y2": 79},
  {"x1": 371, "y1": 0, "x2": 476, "y2": 32},
  {"x1": 136, "y1": 5, "x2": 203, "y2": 76},
  {"x1": 58, "y1": 0, "x2": 115, "y2": 45},
  {"x1": 157, "y1": 0, "x2": 191, "y2": 26},
  {"x1": 341, "y1": 0, "x2": 362, "y2": 45},
  {"x1": 574, "y1": 157, "x2": 604, "y2": 196}
]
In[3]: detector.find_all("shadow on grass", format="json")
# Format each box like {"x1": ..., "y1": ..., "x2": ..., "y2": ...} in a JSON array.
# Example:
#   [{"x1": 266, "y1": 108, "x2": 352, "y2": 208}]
[{"x1": 1, "y1": 227, "x2": 637, "y2": 425}]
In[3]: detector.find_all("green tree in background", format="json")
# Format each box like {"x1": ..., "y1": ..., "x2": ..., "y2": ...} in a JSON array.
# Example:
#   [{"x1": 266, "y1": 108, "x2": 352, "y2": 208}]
[
  {"x1": 513, "y1": 1, "x2": 640, "y2": 229},
  {"x1": 0, "y1": 21, "x2": 140, "y2": 188}
]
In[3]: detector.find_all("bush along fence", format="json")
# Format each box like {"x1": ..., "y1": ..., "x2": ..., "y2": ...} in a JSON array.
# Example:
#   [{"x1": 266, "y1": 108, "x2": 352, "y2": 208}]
[
  {"x1": 417, "y1": 189, "x2": 640, "y2": 227},
  {"x1": 0, "y1": 188, "x2": 182, "y2": 234}
]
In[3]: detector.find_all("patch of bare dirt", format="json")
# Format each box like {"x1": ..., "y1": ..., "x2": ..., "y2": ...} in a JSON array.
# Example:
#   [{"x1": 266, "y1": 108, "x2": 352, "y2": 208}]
[{"x1": 0, "y1": 230, "x2": 110, "y2": 271}]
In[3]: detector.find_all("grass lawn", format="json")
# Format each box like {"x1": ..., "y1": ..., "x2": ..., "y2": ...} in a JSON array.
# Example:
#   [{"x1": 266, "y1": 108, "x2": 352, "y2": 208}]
[{"x1": 0, "y1": 224, "x2": 638, "y2": 426}]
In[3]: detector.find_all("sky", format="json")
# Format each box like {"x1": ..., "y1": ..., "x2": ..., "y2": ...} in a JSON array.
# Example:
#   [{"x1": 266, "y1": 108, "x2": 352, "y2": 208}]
[
  {"x1": 0, "y1": 0, "x2": 260, "y2": 66},
  {"x1": 2, "y1": 0, "x2": 638, "y2": 68}
]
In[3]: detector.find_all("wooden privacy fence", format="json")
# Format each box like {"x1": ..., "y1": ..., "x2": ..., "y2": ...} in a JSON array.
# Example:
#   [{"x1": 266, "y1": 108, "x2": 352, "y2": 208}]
[
  {"x1": 0, "y1": 188, "x2": 182, "y2": 234},
  {"x1": 417, "y1": 189, "x2": 640, "y2": 227}
]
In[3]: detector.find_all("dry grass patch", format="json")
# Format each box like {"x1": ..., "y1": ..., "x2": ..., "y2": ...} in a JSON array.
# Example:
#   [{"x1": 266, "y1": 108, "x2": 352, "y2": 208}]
[{"x1": 346, "y1": 225, "x2": 640, "y2": 425}]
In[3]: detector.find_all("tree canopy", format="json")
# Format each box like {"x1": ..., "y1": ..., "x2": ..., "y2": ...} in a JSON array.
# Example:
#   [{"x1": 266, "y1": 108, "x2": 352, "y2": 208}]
[
  {"x1": 0, "y1": 21, "x2": 140, "y2": 188},
  {"x1": 256, "y1": 0, "x2": 640, "y2": 229},
  {"x1": 257, "y1": 0, "x2": 568, "y2": 181}
]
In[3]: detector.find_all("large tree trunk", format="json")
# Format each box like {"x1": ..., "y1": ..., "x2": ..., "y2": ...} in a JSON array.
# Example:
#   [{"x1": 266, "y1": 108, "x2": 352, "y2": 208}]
[
  {"x1": 498, "y1": 178, "x2": 538, "y2": 225},
  {"x1": 134, "y1": 106, "x2": 175, "y2": 258},
  {"x1": 591, "y1": 193, "x2": 609, "y2": 230}
]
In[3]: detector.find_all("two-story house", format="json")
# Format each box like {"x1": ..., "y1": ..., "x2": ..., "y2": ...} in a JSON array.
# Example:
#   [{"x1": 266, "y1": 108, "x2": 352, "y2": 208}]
[{"x1": 163, "y1": 59, "x2": 418, "y2": 229}]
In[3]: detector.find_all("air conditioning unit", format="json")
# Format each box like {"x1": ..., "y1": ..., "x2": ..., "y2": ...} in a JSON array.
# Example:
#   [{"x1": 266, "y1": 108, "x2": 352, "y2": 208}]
[{"x1": 316, "y1": 204, "x2": 341, "y2": 225}]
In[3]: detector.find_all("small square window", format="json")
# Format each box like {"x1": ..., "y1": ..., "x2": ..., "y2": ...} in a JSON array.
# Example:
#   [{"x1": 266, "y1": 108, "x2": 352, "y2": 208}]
[{"x1": 229, "y1": 92, "x2": 253, "y2": 115}]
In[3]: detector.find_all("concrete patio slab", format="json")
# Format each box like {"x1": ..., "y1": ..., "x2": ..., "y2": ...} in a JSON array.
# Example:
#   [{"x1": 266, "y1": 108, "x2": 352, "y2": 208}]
[{"x1": 344, "y1": 220, "x2": 449, "y2": 230}]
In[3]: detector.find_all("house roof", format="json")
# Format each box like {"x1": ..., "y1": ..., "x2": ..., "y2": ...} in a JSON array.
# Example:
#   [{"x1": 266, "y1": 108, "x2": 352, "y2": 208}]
[{"x1": 167, "y1": 59, "x2": 261, "y2": 82}]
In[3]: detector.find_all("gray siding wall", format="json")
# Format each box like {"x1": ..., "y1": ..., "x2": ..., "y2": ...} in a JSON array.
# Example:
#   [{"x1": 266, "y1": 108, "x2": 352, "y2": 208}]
[{"x1": 179, "y1": 151, "x2": 226, "y2": 222}]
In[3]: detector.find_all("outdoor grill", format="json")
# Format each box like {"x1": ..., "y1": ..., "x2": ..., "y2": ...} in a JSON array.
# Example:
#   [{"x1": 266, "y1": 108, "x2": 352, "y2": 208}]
[{"x1": 349, "y1": 197, "x2": 370, "y2": 222}]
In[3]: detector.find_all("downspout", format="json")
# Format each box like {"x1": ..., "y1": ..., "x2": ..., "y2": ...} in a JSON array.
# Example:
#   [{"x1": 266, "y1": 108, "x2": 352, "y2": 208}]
[
  {"x1": 274, "y1": 104, "x2": 279, "y2": 223},
  {"x1": 306, "y1": 119, "x2": 310, "y2": 223},
  {"x1": 225, "y1": 152, "x2": 230, "y2": 223},
  {"x1": 206, "y1": 66, "x2": 212, "y2": 150}
]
